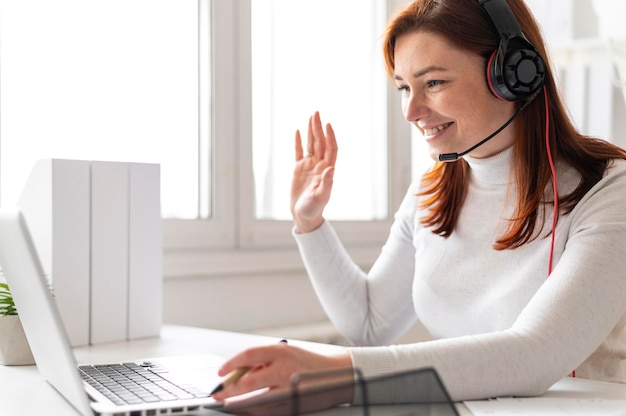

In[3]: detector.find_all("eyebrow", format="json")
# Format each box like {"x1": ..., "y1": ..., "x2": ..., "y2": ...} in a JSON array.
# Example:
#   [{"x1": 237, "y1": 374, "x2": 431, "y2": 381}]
[{"x1": 393, "y1": 65, "x2": 448, "y2": 81}]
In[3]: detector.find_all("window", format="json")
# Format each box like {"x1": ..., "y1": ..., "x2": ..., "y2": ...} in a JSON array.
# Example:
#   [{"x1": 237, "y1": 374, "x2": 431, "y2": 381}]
[
  {"x1": 1, "y1": 0, "x2": 413, "y2": 277},
  {"x1": 251, "y1": 0, "x2": 388, "y2": 221},
  {"x1": 0, "y1": 0, "x2": 204, "y2": 219},
  {"x1": 172, "y1": 0, "x2": 411, "y2": 257}
]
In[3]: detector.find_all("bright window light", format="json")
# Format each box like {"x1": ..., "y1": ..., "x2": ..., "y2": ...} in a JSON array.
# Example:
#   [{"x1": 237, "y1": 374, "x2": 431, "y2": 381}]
[
  {"x1": 0, "y1": 0, "x2": 205, "y2": 219},
  {"x1": 251, "y1": 0, "x2": 388, "y2": 221}
]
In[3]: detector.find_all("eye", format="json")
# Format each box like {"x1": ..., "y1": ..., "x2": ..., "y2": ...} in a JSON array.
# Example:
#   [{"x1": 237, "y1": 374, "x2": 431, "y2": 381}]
[
  {"x1": 426, "y1": 80, "x2": 445, "y2": 88},
  {"x1": 396, "y1": 85, "x2": 410, "y2": 95}
]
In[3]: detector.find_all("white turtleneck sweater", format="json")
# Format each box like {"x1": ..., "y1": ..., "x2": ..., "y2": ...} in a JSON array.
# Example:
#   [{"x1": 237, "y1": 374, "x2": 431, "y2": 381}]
[{"x1": 293, "y1": 147, "x2": 626, "y2": 402}]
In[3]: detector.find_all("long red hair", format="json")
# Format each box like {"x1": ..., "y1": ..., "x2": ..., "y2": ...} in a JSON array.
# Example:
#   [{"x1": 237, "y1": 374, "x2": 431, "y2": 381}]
[{"x1": 383, "y1": 0, "x2": 626, "y2": 249}]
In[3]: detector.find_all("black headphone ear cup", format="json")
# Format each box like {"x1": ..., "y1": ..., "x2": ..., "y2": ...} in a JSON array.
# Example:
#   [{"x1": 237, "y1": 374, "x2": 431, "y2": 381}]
[
  {"x1": 486, "y1": 45, "x2": 545, "y2": 102},
  {"x1": 486, "y1": 49, "x2": 505, "y2": 100}
]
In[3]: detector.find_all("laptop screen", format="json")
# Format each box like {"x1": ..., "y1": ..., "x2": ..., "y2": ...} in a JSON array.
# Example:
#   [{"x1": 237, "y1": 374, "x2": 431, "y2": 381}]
[{"x1": 0, "y1": 208, "x2": 93, "y2": 414}]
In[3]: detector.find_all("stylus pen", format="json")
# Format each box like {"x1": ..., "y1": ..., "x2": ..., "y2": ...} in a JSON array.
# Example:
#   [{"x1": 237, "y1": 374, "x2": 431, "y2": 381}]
[{"x1": 210, "y1": 339, "x2": 288, "y2": 396}]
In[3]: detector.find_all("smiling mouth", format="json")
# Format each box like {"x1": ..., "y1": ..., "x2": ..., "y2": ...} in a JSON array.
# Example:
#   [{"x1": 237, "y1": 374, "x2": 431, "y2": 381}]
[{"x1": 423, "y1": 122, "x2": 453, "y2": 137}]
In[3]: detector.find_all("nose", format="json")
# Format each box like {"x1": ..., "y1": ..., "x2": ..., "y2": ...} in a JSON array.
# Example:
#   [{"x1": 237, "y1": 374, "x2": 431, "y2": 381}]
[{"x1": 402, "y1": 92, "x2": 429, "y2": 124}]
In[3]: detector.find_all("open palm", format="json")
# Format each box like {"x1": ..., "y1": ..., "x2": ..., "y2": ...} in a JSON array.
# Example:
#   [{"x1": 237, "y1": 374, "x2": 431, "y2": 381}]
[{"x1": 290, "y1": 112, "x2": 338, "y2": 233}]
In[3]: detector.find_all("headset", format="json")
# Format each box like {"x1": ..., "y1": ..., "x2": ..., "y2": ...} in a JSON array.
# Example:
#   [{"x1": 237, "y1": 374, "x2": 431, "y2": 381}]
[
  {"x1": 438, "y1": 0, "x2": 549, "y2": 162},
  {"x1": 478, "y1": 0, "x2": 570, "y2": 377},
  {"x1": 478, "y1": 1, "x2": 560, "y2": 280},
  {"x1": 479, "y1": 0, "x2": 546, "y2": 101}
]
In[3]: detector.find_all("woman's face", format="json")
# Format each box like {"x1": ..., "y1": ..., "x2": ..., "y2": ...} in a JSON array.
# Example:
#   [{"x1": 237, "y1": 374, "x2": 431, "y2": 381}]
[{"x1": 393, "y1": 31, "x2": 517, "y2": 161}]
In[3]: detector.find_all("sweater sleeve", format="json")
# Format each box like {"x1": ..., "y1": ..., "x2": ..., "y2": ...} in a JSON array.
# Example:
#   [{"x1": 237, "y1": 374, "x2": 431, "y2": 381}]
[
  {"x1": 349, "y1": 164, "x2": 626, "y2": 402},
  {"x1": 292, "y1": 183, "x2": 421, "y2": 346}
]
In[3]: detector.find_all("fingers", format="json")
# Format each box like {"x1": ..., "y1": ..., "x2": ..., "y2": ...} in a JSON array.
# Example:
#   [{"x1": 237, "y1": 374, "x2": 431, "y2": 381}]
[
  {"x1": 219, "y1": 343, "x2": 288, "y2": 376},
  {"x1": 323, "y1": 122, "x2": 338, "y2": 166},
  {"x1": 294, "y1": 130, "x2": 304, "y2": 161},
  {"x1": 212, "y1": 343, "x2": 352, "y2": 406},
  {"x1": 311, "y1": 112, "x2": 325, "y2": 158},
  {"x1": 306, "y1": 115, "x2": 316, "y2": 157},
  {"x1": 301, "y1": 112, "x2": 336, "y2": 162},
  {"x1": 212, "y1": 344, "x2": 292, "y2": 400}
]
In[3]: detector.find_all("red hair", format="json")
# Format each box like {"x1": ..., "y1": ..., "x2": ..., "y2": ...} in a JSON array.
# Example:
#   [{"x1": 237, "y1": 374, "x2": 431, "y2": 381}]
[{"x1": 383, "y1": 0, "x2": 626, "y2": 249}]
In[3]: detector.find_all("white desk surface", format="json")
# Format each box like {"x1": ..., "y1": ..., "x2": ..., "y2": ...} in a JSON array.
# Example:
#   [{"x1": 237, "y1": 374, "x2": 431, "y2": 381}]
[{"x1": 1, "y1": 324, "x2": 624, "y2": 415}]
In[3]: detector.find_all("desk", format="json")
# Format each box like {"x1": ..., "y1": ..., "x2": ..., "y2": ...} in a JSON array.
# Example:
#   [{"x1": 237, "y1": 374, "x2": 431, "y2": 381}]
[{"x1": 0, "y1": 325, "x2": 624, "y2": 415}]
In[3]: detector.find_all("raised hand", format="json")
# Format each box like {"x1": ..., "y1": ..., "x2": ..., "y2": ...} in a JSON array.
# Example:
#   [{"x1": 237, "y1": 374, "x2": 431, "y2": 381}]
[{"x1": 291, "y1": 112, "x2": 338, "y2": 233}]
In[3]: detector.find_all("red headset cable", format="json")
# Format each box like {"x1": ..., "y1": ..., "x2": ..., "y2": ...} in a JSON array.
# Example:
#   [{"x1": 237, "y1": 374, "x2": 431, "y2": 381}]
[
  {"x1": 544, "y1": 86, "x2": 558, "y2": 277},
  {"x1": 542, "y1": 85, "x2": 574, "y2": 377}
]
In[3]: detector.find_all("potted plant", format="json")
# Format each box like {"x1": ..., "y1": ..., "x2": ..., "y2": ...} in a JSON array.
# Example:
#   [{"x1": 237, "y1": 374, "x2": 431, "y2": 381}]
[{"x1": 0, "y1": 280, "x2": 35, "y2": 365}]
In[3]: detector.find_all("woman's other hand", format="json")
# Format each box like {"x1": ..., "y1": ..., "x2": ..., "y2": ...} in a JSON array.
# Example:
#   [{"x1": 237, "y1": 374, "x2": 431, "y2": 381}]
[
  {"x1": 291, "y1": 112, "x2": 338, "y2": 233},
  {"x1": 210, "y1": 342, "x2": 352, "y2": 402}
]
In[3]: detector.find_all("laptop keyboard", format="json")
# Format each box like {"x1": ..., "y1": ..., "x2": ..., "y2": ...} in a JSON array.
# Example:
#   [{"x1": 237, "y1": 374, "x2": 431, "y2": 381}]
[{"x1": 79, "y1": 361, "x2": 210, "y2": 406}]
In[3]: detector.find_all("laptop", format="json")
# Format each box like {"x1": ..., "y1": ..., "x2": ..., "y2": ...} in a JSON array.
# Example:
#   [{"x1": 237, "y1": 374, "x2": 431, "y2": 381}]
[{"x1": 0, "y1": 208, "x2": 226, "y2": 416}]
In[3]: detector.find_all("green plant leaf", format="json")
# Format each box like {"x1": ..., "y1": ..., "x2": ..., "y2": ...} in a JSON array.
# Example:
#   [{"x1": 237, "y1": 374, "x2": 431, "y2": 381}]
[{"x1": 0, "y1": 281, "x2": 18, "y2": 316}]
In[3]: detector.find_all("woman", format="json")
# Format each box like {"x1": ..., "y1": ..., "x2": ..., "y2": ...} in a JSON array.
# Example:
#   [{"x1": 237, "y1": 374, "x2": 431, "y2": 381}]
[{"x1": 212, "y1": 0, "x2": 626, "y2": 408}]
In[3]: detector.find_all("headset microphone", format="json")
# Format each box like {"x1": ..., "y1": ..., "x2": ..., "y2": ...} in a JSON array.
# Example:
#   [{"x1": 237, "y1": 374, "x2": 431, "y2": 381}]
[{"x1": 438, "y1": 94, "x2": 535, "y2": 162}]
